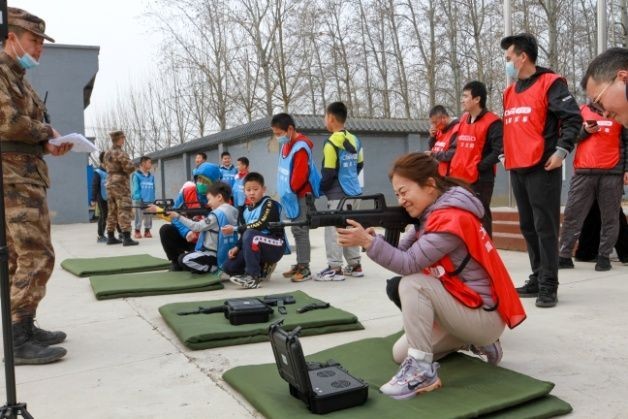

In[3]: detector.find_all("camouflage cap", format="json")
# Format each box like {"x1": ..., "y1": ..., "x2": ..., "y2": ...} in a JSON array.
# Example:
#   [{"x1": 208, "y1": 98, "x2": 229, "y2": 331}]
[
  {"x1": 7, "y1": 7, "x2": 55, "y2": 43},
  {"x1": 109, "y1": 130, "x2": 126, "y2": 141}
]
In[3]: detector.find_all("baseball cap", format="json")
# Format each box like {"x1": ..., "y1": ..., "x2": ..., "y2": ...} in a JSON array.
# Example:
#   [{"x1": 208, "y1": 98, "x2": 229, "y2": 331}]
[{"x1": 7, "y1": 7, "x2": 55, "y2": 43}]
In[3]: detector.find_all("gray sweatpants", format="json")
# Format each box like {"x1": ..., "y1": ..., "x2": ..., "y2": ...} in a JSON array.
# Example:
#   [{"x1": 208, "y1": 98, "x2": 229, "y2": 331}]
[
  {"x1": 324, "y1": 198, "x2": 361, "y2": 268},
  {"x1": 133, "y1": 199, "x2": 153, "y2": 231},
  {"x1": 393, "y1": 273, "x2": 504, "y2": 364},
  {"x1": 291, "y1": 196, "x2": 311, "y2": 265},
  {"x1": 559, "y1": 174, "x2": 624, "y2": 259}
]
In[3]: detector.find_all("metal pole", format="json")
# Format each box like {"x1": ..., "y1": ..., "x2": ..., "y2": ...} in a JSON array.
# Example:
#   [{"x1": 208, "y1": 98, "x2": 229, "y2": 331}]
[{"x1": 598, "y1": 0, "x2": 607, "y2": 54}]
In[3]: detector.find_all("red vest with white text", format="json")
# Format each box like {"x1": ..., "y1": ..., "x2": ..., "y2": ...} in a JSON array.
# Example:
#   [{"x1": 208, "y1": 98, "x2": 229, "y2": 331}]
[
  {"x1": 502, "y1": 73, "x2": 563, "y2": 169},
  {"x1": 422, "y1": 208, "x2": 526, "y2": 329},
  {"x1": 431, "y1": 122, "x2": 460, "y2": 176},
  {"x1": 449, "y1": 112, "x2": 501, "y2": 183},
  {"x1": 574, "y1": 105, "x2": 622, "y2": 169}
]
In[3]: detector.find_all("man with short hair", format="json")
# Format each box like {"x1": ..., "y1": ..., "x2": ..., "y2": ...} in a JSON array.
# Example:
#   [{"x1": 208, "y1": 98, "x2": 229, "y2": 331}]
[
  {"x1": 219, "y1": 151, "x2": 237, "y2": 187},
  {"x1": 500, "y1": 33, "x2": 583, "y2": 308},
  {"x1": 426, "y1": 105, "x2": 459, "y2": 176},
  {"x1": 582, "y1": 47, "x2": 628, "y2": 127},
  {"x1": 1, "y1": 7, "x2": 70, "y2": 364},
  {"x1": 450, "y1": 81, "x2": 503, "y2": 237}
]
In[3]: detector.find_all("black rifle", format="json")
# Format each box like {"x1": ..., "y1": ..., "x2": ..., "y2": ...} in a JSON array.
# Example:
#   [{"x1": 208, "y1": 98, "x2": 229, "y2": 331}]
[
  {"x1": 125, "y1": 199, "x2": 211, "y2": 217},
  {"x1": 268, "y1": 193, "x2": 416, "y2": 247},
  {"x1": 262, "y1": 294, "x2": 296, "y2": 315},
  {"x1": 177, "y1": 305, "x2": 225, "y2": 316}
]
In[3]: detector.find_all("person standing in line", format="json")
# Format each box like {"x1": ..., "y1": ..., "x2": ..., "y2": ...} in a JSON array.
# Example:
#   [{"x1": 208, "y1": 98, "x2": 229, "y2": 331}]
[
  {"x1": 131, "y1": 156, "x2": 155, "y2": 239},
  {"x1": 449, "y1": 81, "x2": 503, "y2": 237},
  {"x1": 194, "y1": 152, "x2": 207, "y2": 168},
  {"x1": 1, "y1": 7, "x2": 71, "y2": 364},
  {"x1": 103, "y1": 130, "x2": 139, "y2": 246},
  {"x1": 425, "y1": 105, "x2": 459, "y2": 176},
  {"x1": 500, "y1": 33, "x2": 582, "y2": 308},
  {"x1": 316, "y1": 101, "x2": 365, "y2": 281},
  {"x1": 272, "y1": 113, "x2": 321, "y2": 283},
  {"x1": 219, "y1": 151, "x2": 238, "y2": 188},
  {"x1": 232, "y1": 156, "x2": 249, "y2": 208},
  {"x1": 92, "y1": 151, "x2": 109, "y2": 243}
]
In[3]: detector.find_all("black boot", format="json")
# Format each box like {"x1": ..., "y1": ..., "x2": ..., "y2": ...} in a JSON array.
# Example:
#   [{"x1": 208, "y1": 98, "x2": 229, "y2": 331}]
[
  {"x1": 122, "y1": 231, "x2": 139, "y2": 246},
  {"x1": 516, "y1": 275, "x2": 539, "y2": 298},
  {"x1": 13, "y1": 318, "x2": 67, "y2": 365},
  {"x1": 107, "y1": 230, "x2": 122, "y2": 245},
  {"x1": 535, "y1": 285, "x2": 558, "y2": 308},
  {"x1": 558, "y1": 256, "x2": 574, "y2": 269},
  {"x1": 595, "y1": 255, "x2": 611, "y2": 272},
  {"x1": 31, "y1": 319, "x2": 67, "y2": 346}
]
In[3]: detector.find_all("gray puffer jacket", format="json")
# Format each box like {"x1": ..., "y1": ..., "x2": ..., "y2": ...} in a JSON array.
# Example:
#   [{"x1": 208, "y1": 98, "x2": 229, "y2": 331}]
[{"x1": 366, "y1": 186, "x2": 495, "y2": 307}]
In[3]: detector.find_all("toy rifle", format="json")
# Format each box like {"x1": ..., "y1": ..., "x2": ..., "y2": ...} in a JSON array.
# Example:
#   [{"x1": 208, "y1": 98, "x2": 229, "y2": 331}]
[
  {"x1": 268, "y1": 193, "x2": 417, "y2": 248},
  {"x1": 125, "y1": 199, "x2": 210, "y2": 217}
]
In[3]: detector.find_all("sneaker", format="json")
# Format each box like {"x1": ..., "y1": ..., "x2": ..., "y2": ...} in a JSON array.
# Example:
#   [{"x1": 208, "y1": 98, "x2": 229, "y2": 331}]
[
  {"x1": 134, "y1": 229, "x2": 142, "y2": 239},
  {"x1": 143, "y1": 230, "x2": 152, "y2": 238},
  {"x1": 96, "y1": 236, "x2": 107, "y2": 243},
  {"x1": 558, "y1": 256, "x2": 574, "y2": 269},
  {"x1": 282, "y1": 264, "x2": 298, "y2": 278},
  {"x1": 516, "y1": 276, "x2": 538, "y2": 298},
  {"x1": 470, "y1": 340, "x2": 503, "y2": 365},
  {"x1": 535, "y1": 286, "x2": 558, "y2": 308},
  {"x1": 229, "y1": 274, "x2": 262, "y2": 289},
  {"x1": 379, "y1": 356, "x2": 441, "y2": 400},
  {"x1": 315, "y1": 266, "x2": 345, "y2": 282},
  {"x1": 261, "y1": 262, "x2": 277, "y2": 280},
  {"x1": 595, "y1": 255, "x2": 612, "y2": 272},
  {"x1": 291, "y1": 265, "x2": 312, "y2": 282},
  {"x1": 343, "y1": 263, "x2": 364, "y2": 277}
]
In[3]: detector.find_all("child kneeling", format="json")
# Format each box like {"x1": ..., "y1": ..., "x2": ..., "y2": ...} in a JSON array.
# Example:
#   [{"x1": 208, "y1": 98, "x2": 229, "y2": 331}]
[{"x1": 222, "y1": 172, "x2": 288, "y2": 289}]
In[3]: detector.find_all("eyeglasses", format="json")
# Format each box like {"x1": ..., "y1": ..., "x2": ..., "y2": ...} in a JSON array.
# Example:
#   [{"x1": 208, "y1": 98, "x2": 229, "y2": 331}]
[{"x1": 589, "y1": 76, "x2": 616, "y2": 115}]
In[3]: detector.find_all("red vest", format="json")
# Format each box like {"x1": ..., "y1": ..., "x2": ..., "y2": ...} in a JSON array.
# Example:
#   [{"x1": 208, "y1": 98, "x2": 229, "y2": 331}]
[
  {"x1": 431, "y1": 122, "x2": 460, "y2": 176},
  {"x1": 574, "y1": 105, "x2": 622, "y2": 169},
  {"x1": 449, "y1": 112, "x2": 501, "y2": 183},
  {"x1": 502, "y1": 73, "x2": 563, "y2": 169},
  {"x1": 422, "y1": 208, "x2": 526, "y2": 329}
]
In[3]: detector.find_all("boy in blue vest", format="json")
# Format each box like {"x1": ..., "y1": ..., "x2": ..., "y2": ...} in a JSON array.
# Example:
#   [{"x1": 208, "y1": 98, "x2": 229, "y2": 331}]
[
  {"x1": 222, "y1": 172, "x2": 287, "y2": 289},
  {"x1": 219, "y1": 151, "x2": 238, "y2": 188},
  {"x1": 132, "y1": 156, "x2": 156, "y2": 238},
  {"x1": 168, "y1": 182, "x2": 239, "y2": 273},
  {"x1": 272, "y1": 113, "x2": 321, "y2": 282},
  {"x1": 232, "y1": 156, "x2": 249, "y2": 208},
  {"x1": 316, "y1": 101, "x2": 365, "y2": 281}
]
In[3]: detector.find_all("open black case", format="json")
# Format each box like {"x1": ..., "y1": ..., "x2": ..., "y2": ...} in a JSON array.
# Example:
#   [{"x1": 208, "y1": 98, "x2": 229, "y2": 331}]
[{"x1": 268, "y1": 321, "x2": 368, "y2": 414}]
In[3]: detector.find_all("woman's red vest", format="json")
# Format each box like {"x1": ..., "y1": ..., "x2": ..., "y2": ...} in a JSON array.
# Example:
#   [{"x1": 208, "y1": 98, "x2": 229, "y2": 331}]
[
  {"x1": 422, "y1": 207, "x2": 526, "y2": 329},
  {"x1": 574, "y1": 105, "x2": 622, "y2": 169},
  {"x1": 502, "y1": 73, "x2": 563, "y2": 170},
  {"x1": 431, "y1": 123, "x2": 460, "y2": 176},
  {"x1": 449, "y1": 112, "x2": 501, "y2": 183}
]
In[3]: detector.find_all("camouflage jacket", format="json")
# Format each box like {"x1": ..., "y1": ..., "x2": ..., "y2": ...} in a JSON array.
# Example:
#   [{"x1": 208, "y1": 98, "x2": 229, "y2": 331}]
[
  {"x1": 103, "y1": 145, "x2": 135, "y2": 189},
  {"x1": 0, "y1": 52, "x2": 54, "y2": 187}
]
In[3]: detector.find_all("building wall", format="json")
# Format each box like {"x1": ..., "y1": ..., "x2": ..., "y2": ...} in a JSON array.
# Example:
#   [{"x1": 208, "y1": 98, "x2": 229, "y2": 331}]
[{"x1": 27, "y1": 44, "x2": 99, "y2": 224}]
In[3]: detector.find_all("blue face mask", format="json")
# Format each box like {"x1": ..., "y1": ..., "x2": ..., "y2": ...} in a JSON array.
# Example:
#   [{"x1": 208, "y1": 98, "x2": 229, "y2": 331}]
[
  {"x1": 505, "y1": 61, "x2": 517, "y2": 79},
  {"x1": 277, "y1": 135, "x2": 290, "y2": 145},
  {"x1": 13, "y1": 39, "x2": 39, "y2": 70}
]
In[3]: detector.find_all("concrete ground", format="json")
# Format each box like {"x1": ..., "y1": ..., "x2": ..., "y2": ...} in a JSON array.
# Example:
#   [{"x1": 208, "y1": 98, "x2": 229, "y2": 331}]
[{"x1": 1, "y1": 219, "x2": 627, "y2": 418}]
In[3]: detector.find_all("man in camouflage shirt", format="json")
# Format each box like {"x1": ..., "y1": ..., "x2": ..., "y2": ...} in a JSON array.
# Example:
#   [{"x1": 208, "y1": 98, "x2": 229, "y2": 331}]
[
  {"x1": 0, "y1": 7, "x2": 71, "y2": 364},
  {"x1": 103, "y1": 130, "x2": 139, "y2": 246}
]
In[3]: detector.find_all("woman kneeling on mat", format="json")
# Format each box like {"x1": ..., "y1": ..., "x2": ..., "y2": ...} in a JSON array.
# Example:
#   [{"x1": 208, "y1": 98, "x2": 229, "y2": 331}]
[{"x1": 336, "y1": 152, "x2": 525, "y2": 400}]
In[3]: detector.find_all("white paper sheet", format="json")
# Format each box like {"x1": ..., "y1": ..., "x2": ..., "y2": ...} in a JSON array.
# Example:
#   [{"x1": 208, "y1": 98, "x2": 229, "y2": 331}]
[{"x1": 49, "y1": 133, "x2": 98, "y2": 153}]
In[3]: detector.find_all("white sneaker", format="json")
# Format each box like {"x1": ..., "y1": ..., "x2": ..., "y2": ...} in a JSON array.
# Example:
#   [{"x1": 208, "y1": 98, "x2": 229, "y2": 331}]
[
  {"x1": 229, "y1": 275, "x2": 262, "y2": 289},
  {"x1": 379, "y1": 356, "x2": 441, "y2": 400},
  {"x1": 315, "y1": 266, "x2": 345, "y2": 281}
]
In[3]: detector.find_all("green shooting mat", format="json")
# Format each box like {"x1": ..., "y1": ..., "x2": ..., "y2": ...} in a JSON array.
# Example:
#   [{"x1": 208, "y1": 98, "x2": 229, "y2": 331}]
[
  {"x1": 159, "y1": 290, "x2": 364, "y2": 350},
  {"x1": 61, "y1": 254, "x2": 171, "y2": 277},
  {"x1": 89, "y1": 270, "x2": 223, "y2": 300},
  {"x1": 223, "y1": 333, "x2": 572, "y2": 419}
]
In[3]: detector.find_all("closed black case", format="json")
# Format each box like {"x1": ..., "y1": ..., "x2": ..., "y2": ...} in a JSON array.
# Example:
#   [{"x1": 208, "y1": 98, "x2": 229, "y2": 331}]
[
  {"x1": 224, "y1": 298, "x2": 273, "y2": 325},
  {"x1": 269, "y1": 321, "x2": 369, "y2": 414}
]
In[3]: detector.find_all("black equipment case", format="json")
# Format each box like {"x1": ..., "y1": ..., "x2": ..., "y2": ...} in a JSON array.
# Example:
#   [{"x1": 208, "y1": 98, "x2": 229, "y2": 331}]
[
  {"x1": 224, "y1": 298, "x2": 273, "y2": 325},
  {"x1": 268, "y1": 321, "x2": 368, "y2": 414}
]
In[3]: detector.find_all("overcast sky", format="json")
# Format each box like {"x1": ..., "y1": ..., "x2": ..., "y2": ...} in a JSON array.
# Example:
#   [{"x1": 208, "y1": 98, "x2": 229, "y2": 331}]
[{"x1": 9, "y1": 0, "x2": 162, "y2": 134}]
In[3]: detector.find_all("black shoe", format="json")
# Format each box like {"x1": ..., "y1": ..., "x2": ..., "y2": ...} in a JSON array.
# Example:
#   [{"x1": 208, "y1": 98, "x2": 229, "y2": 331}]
[
  {"x1": 32, "y1": 323, "x2": 67, "y2": 346},
  {"x1": 106, "y1": 231, "x2": 122, "y2": 245},
  {"x1": 97, "y1": 236, "x2": 107, "y2": 243},
  {"x1": 558, "y1": 256, "x2": 574, "y2": 269},
  {"x1": 516, "y1": 277, "x2": 539, "y2": 298},
  {"x1": 122, "y1": 231, "x2": 139, "y2": 246},
  {"x1": 169, "y1": 262, "x2": 183, "y2": 272},
  {"x1": 595, "y1": 255, "x2": 612, "y2": 272},
  {"x1": 535, "y1": 286, "x2": 558, "y2": 308},
  {"x1": 13, "y1": 320, "x2": 66, "y2": 365}
]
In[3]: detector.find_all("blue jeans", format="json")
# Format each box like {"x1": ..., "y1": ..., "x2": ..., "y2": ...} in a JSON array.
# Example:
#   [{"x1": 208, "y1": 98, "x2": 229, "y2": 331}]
[{"x1": 222, "y1": 230, "x2": 285, "y2": 277}]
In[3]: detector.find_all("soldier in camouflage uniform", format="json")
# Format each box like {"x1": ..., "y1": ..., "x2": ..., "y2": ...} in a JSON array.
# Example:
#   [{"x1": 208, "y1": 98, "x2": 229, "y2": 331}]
[
  {"x1": 0, "y1": 7, "x2": 70, "y2": 364},
  {"x1": 103, "y1": 130, "x2": 139, "y2": 246}
]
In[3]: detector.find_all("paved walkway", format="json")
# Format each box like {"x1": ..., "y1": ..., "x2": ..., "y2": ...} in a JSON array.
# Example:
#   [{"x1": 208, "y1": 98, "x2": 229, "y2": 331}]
[{"x1": 1, "y1": 219, "x2": 627, "y2": 418}]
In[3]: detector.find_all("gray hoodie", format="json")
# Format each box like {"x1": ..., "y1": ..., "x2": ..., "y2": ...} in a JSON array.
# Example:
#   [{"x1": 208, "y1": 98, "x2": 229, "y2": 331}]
[
  {"x1": 177, "y1": 203, "x2": 239, "y2": 253},
  {"x1": 366, "y1": 186, "x2": 495, "y2": 307}
]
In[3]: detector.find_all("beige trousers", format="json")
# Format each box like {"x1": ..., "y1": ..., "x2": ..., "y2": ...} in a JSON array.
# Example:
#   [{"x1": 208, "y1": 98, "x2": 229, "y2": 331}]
[{"x1": 393, "y1": 273, "x2": 505, "y2": 364}]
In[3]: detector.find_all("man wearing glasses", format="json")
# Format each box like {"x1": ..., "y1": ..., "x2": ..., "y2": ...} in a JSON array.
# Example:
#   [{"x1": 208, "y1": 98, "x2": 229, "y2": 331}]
[
  {"x1": 583, "y1": 47, "x2": 628, "y2": 127},
  {"x1": 500, "y1": 33, "x2": 583, "y2": 308}
]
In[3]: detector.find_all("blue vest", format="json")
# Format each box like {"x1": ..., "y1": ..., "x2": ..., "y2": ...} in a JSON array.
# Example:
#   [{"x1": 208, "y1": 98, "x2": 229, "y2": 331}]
[
  {"x1": 243, "y1": 198, "x2": 291, "y2": 254},
  {"x1": 277, "y1": 141, "x2": 321, "y2": 219},
  {"x1": 220, "y1": 165, "x2": 238, "y2": 187},
  {"x1": 195, "y1": 207, "x2": 238, "y2": 269},
  {"x1": 94, "y1": 168, "x2": 107, "y2": 200},
  {"x1": 232, "y1": 174, "x2": 246, "y2": 207},
  {"x1": 330, "y1": 133, "x2": 362, "y2": 196},
  {"x1": 133, "y1": 171, "x2": 156, "y2": 203}
]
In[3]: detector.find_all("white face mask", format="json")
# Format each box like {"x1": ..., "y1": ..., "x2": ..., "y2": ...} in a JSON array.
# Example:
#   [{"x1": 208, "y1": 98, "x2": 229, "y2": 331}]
[{"x1": 12, "y1": 37, "x2": 39, "y2": 70}]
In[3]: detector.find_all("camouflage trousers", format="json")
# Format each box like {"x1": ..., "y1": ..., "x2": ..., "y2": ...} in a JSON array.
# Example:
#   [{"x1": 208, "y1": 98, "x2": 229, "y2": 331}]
[
  {"x1": 3, "y1": 182, "x2": 55, "y2": 322},
  {"x1": 106, "y1": 187, "x2": 133, "y2": 232}
]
